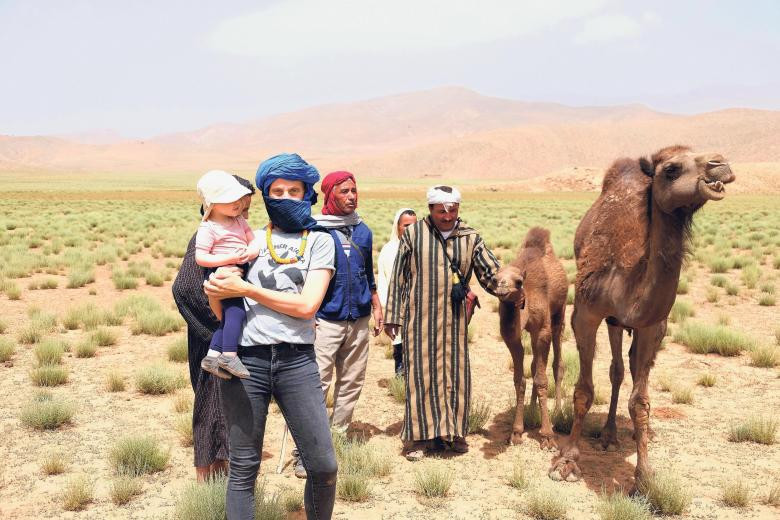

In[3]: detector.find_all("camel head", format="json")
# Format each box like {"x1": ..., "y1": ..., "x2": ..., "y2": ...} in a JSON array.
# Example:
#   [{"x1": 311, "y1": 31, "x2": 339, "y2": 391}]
[
  {"x1": 639, "y1": 145, "x2": 735, "y2": 214},
  {"x1": 495, "y1": 265, "x2": 525, "y2": 305}
]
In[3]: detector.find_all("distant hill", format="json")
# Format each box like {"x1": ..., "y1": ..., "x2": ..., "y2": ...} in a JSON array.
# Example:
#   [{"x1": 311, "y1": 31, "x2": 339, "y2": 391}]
[{"x1": 1, "y1": 87, "x2": 778, "y2": 192}]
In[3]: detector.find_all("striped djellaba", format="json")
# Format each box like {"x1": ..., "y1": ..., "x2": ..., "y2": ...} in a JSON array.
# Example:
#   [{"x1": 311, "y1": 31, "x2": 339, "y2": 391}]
[{"x1": 385, "y1": 216, "x2": 500, "y2": 442}]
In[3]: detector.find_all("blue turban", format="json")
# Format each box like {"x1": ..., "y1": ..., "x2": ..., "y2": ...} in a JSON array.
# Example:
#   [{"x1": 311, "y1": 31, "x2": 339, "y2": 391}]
[{"x1": 255, "y1": 153, "x2": 319, "y2": 204}]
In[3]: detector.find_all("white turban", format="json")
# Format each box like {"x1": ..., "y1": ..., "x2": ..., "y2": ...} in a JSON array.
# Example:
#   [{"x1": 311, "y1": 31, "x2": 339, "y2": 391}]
[{"x1": 426, "y1": 185, "x2": 462, "y2": 206}]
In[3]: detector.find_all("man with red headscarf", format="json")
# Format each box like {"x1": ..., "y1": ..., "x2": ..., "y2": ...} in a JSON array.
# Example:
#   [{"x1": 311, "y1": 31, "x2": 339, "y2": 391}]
[{"x1": 313, "y1": 171, "x2": 382, "y2": 432}]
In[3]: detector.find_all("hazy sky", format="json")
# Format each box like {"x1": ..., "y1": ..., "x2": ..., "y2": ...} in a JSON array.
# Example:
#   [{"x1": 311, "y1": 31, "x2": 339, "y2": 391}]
[{"x1": 2, "y1": 0, "x2": 779, "y2": 137}]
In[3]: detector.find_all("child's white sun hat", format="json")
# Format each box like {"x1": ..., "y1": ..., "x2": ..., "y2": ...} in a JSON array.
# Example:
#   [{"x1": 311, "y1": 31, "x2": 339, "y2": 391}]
[{"x1": 197, "y1": 170, "x2": 251, "y2": 221}]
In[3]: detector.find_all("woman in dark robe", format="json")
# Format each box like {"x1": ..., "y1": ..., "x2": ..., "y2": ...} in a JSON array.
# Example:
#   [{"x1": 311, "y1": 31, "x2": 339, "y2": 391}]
[{"x1": 172, "y1": 175, "x2": 255, "y2": 481}]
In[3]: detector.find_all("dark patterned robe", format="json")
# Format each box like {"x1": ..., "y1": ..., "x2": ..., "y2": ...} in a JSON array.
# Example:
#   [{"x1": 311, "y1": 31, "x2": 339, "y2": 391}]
[
  {"x1": 172, "y1": 234, "x2": 229, "y2": 467},
  {"x1": 385, "y1": 217, "x2": 500, "y2": 442}
]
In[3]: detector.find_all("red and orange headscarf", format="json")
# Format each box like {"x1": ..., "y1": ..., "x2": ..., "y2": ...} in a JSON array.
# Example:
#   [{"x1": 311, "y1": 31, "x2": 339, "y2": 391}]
[{"x1": 321, "y1": 170, "x2": 357, "y2": 216}]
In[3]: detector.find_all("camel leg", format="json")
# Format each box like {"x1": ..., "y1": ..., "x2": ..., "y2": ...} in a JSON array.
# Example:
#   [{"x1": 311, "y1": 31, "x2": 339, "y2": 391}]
[
  {"x1": 627, "y1": 323, "x2": 663, "y2": 490},
  {"x1": 549, "y1": 305, "x2": 600, "y2": 483},
  {"x1": 533, "y1": 326, "x2": 556, "y2": 451},
  {"x1": 500, "y1": 304, "x2": 526, "y2": 445},
  {"x1": 600, "y1": 324, "x2": 625, "y2": 451},
  {"x1": 551, "y1": 310, "x2": 564, "y2": 412}
]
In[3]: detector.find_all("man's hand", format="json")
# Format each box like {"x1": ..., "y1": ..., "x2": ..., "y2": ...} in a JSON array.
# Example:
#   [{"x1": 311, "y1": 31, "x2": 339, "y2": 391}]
[
  {"x1": 384, "y1": 324, "x2": 399, "y2": 341},
  {"x1": 204, "y1": 267, "x2": 248, "y2": 299},
  {"x1": 372, "y1": 306, "x2": 384, "y2": 337}
]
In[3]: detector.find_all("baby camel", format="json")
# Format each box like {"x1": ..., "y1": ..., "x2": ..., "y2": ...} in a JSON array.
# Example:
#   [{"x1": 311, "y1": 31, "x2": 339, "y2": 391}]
[{"x1": 496, "y1": 227, "x2": 568, "y2": 449}]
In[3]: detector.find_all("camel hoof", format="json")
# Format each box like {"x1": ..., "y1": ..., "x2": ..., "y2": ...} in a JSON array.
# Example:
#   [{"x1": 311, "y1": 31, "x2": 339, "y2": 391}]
[
  {"x1": 510, "y1": 432, "x2": 524, "y2": 445},
  {"x1": 599, "y1": 431, "x2": 620, "y2": 452},
  {"x1": 548, "y1": 457, "x2": 581, "y2": 483}
]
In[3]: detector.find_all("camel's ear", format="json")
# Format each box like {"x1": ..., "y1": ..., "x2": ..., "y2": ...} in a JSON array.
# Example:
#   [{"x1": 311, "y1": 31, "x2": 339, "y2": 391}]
[{"x1": 639, "y1": 157, "x2": 655, "y2": 178}]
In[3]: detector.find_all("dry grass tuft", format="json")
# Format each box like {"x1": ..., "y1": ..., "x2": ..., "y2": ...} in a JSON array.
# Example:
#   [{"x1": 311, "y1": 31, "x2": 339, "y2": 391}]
[
  {"x1": 61, "y1": 475, "x2": 93, "y2": 511},
  {"x1": 110, "y1": 476, "x2": 143, "y2": 506},
  {"x1": 721, "y1": 479, "x2": 751, "y2": 508}
]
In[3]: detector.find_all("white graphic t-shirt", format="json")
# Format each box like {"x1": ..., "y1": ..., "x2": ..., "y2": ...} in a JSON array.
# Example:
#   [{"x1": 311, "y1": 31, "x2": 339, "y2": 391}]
[{"x1": 240, "y1": 228, "x2": 335, "y2": 346}]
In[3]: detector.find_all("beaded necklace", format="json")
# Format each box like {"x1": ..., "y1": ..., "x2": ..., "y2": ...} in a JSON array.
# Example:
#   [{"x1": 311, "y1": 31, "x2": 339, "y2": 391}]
[{"x1": 265, "y1": 223, "x2": 309, "y2": 264}]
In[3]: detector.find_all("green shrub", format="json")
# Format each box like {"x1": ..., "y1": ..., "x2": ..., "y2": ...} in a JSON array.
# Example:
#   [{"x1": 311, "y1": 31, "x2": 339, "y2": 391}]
[
  {"x1": 338, "y1": 473, "x2": 372, "y2": 502},
  {"x1": 508, "y1": 459, "x2": 529, "y2": 490},
  {"x1": 726, "y1": 283, "x2": 739, "y2": 296},
  {"x1": 66, "y1": 267, "x2": 95, "y2": 288},
  {"x1": 145, "y1": 271, "x2": 165, "y2": 287},
  {"x1": 30, "y1": 365, "x2": 69, "y2": 386},
  {"x1": 75, "y1": 339, "x2": 98, "y2": 358},
  {"x1": 110, "y1": 436, "x2": 170, "y2": 476},
  {"x1": 90, "y1": 327, "x2": 118, "y2": 346},
  {"x1": 20, "y1": 396, "x2": 74, "y2": 430},
  {"x1": 638, "y1": 470, "x2": 691, "y2": 515},
  {"x1": 387, "y1": 374, "x2": 406, "y2": 403},
  {"x1": 673, "y1": 323, "x2": 754, "y2": 356},
  {"x1": 173, "y1": 476, "x2": 227, "y2": 520},
  {"x1": 758, "y1": 294, "x2": 776, "y2": 306},
  {"x1": 676, "y1": 277, "x2": 689, "y2": 295},
  {"x1": 135, "y1": 364, "x2": 187, "y2": 395},
  {"x1": 112, "y1": 270, "x2": 139, "y2": 290},
  {"x1": 130, "y1": 309, "x2": 183, "y2": 336},
  {"x1": 17, "y1": 323, "x2": 44, "y2": 345},
  {"x1": 414, "y1": 462, "x2": 454, "y2": 498},
  {"x1": 525, "y1": 484, "x2": 568, "y2": 519},
  {"x1": 728, "y1": 417, "x2": 778, "y2": 445},
  {"x1": 467, "y1": 397, "x2": 491, "y2": 434},
  {"x1": 551, "y1": 400, "x2": 574, "y2": 434},
  {"x1": 706, "y1": 287, "x2": 719, "y2": 303},
  {"x1": 64, "y1": 303, "x2": 121, "y2": 330},
  {"x1": 524, "y1": 403, "x2": 542, "y2": 429},
  {"x1": 34, "y1": 338, "x2": 66, "y2": 365},
  {"x1": 61, "y1": 475, "x2": 93, "y2": 511},
  {"x1": 708, "y1": 258, "x2": 732, "y2": 273},
  {"x1": 110, "y1": 476, "x2": 143, "y2": 506},
  {"x1": 0, "y1": 317, "x2": 7, "y2": 334},
  {"x1": 0, "y1": 337, "x2": 16, "y2": 362},
  {"x1": 5, "y1": 283, "x2": 21, "y2": 300},
  {"x1": 669, "y1": 300, "x2": 694, "y2": 323},
  {"x1": 741, "y1": 265, "x2": 760, "y2": 289},
  {"x1": 279, "y1": 486, "x2": 304, "y2": 512},
  {"x1": 596, "y1": 492, "x2": 651, "y2": 520},
  {"x1": 167, "y1": 336, "x2": 188, "y2": 363},
  {"x1": 710, "y1": 275, "x2": 728, "y2": 287}
]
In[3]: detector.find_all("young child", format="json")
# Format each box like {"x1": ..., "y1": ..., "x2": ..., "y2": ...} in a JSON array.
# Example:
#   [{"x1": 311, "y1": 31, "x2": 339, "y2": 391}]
[{"x1": 195, "y1": 170, "x2": 260, "y2": 379}]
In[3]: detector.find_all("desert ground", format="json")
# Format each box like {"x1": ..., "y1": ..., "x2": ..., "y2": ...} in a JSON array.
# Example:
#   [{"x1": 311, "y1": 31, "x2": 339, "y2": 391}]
[{"x1": 0, "y1": 186, "x2": 778, "y2": 519}]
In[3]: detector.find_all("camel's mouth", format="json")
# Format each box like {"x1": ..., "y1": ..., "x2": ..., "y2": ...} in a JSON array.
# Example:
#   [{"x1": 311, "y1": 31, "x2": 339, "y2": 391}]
[{"x1": 698, "y1": 167, "x2": 735, "y2": 201}]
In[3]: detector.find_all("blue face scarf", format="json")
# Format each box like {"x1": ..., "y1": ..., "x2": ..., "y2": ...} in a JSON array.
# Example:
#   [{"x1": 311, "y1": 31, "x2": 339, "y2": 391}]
[
  {"x1": 263, "y1": 196, "x2": 318, "y2": 232},
  {"x1": 256, "y1": 153, "x2": 321, "y2": 232}
]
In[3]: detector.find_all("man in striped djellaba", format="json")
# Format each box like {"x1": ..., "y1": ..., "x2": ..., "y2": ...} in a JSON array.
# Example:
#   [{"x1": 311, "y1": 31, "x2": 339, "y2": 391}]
[{"x1": 384, "y1": 185, "x2": 501, "y2": 461}]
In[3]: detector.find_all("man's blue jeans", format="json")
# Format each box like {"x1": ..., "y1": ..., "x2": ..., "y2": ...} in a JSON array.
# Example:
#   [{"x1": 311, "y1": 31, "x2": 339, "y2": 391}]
[{"x1": 221, "y1": 343, "x2": 337, "y2": 520}]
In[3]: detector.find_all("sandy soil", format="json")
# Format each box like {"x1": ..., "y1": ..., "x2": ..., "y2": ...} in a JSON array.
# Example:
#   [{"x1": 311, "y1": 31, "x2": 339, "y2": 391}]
[{"x1": 1, "y1": 254, "x2": 779, "y2": 520}]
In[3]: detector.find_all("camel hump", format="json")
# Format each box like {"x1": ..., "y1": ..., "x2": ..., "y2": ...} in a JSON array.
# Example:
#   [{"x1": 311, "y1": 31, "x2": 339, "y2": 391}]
[{"x1": 522, "y1": 227, "x2": 551, "y2": 250}]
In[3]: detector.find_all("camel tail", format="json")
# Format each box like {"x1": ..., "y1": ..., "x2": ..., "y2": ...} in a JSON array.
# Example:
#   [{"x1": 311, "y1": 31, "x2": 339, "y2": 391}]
[{"x1": 522, "y1": 227, "x2": 551, "y2": 250}]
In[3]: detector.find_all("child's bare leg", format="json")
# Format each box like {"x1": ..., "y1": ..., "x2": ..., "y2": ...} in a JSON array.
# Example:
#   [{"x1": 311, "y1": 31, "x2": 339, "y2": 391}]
[{"x1": 207, "y1": 295, "x2": 223, "y2": 322}]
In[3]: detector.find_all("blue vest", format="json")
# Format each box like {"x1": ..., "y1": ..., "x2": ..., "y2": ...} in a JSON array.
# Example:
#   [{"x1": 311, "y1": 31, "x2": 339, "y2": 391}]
[{"x1": 317, "y1": 222, "x2": 374, "y2": 321}]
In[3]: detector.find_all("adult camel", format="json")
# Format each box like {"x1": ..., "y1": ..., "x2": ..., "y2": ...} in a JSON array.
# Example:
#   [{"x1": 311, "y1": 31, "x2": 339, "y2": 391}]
[{"x1": 549, "y1": 145, "x2": 734, "y2": 487}]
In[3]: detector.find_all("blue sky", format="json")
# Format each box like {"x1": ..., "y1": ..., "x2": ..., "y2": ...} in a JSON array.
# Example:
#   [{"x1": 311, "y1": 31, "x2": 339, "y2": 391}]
[{"x1": 1, "y1": 0, "x2": 778, "y2": 137}]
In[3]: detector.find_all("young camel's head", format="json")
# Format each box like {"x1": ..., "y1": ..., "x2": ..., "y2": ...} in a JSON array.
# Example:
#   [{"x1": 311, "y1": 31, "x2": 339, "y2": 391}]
[{"x1": 495, "y1": 264, "x2": 526, "y2": 306}]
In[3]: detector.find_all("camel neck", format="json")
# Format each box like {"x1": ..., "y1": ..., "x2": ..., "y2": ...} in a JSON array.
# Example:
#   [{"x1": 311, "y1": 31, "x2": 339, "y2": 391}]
[{"x1": 635, "y1": 197, "x2": 687, "y2": 322}]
